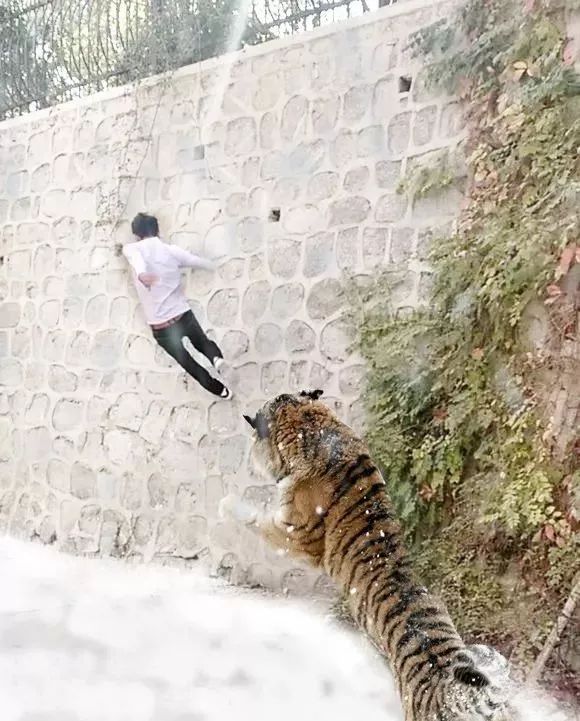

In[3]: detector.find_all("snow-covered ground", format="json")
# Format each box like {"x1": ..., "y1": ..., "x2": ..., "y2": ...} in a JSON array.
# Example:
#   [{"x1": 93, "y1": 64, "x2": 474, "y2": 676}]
[{"x1": 0, "y1": 536, "x2": 575, "y2": 721}]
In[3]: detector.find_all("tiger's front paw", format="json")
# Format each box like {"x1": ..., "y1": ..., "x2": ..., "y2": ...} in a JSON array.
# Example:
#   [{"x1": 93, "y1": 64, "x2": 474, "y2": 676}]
[{"x1": 218, "y1": 494, "x2": 258, "y2": 526}]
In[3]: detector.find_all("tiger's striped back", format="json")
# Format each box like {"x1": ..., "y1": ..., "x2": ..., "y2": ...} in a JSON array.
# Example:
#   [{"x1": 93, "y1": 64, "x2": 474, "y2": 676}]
[{"x1": 245, "y1": 391, "x2": 512, "y2": 721}]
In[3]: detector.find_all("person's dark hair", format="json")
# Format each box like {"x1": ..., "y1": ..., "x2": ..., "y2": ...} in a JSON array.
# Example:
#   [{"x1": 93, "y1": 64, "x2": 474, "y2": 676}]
[{"x1": 131, "y1": 212, "x2": 159, "y2": 239}]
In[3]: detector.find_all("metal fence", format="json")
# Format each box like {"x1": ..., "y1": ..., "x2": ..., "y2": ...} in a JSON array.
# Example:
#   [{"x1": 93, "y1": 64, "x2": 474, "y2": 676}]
[{"x1": 0, "y1": 0, "x2": 389, "y2": 120}]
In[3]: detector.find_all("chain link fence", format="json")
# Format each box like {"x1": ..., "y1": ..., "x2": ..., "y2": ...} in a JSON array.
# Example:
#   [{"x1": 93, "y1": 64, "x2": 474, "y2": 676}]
[{"x1": 0, "y1": 0, "x2": 391, "y2": 120}]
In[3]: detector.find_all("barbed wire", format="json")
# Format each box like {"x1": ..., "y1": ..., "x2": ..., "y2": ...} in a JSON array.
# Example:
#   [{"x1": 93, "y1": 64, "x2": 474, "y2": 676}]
[{"x1": 0, "y1": 0, "x2": 380, "y2": 120}]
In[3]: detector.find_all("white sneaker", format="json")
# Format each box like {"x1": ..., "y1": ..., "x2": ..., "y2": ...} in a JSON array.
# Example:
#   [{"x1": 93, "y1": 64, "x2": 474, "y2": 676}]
[
  {"x1": 213, "y1": 357, "x2": 226, "y2": 373},
  {"x1": 220, "y1": 387, "x2": 233, "y2": 400}
]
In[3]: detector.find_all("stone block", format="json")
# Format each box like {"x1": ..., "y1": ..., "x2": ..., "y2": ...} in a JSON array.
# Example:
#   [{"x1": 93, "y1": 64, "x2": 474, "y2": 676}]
[
  {"x1": 304, "y1": 232, "x2": 334, "y2": 278},
  {"x1": 336, "y1": 227, "x2": 359, "y2": 271},
  {"x1": 343, "y1": 85, "x2": 372, "y2": 123},
  {"x1": 329, "y1": 129, "x2": 356, "y2": 168},
  {"x1": 387, "y1": 112, "x2": 411, "y2": 155},
  {"x1": 362, "y1": 227, "x2": 388, "y2": 269},
  {"x1": 104, "y1": 428, "x2": 146, "y2": 467},
  {"x1": 221, "y1": 330, "x2": 250, "y2": 361},
  {"x1": 170, "y1": 403, "x2": 204, "y2": 444},
  {"x1": 281, "y1": 96, "x2": 309, "y2": 141},
  {"x1": 259, "y1": 111, "x2": 277, "y2": 150},
  {"x1": 390, "y1": 227, "x2": 415, "y2": 264},
  {"x1": 440, "y1": 101, "x2": 466, "y2": 138},
  {"x1": 283, "y1": 205, "x2": 323, "y2": 235},
  {"x1": 413, "y1": 185, "x2": 464, "y2": 223},
  {"x1": 320, "y1": 318, "x2": 349, "y2": 363},
  {"x1": 37, "y1": 299, "x2": 59, "y2": 327},
  {"x1": 48, "y1": 365, "x2": 78, "y2": 394},
  {"x1": 126, "y1": 335, "x2": 156, "y2": 366},
  {"x1": 0, "y1": 302, "x2": 20, "y2": 328},
  {"x1": 329, "y1": 197, "x2": 370, "y2": 226},
  {"x1": 343, "y1": 166, "x2": 369, "y2": 193},
  {"x1": 371, "y1": 43, "x2": 398, "y2": 75},
  {"x1": 207, "y1": 288, "x2": 240, "y2": 327},
  {"x1": 79, "y1": 504, "x2": 101, "y2": 535},
  {"x1": 375, "y1": 193, "x2": 408, "y2": 222},
  {"x1": 90, "y1": 329, "x2": 124, "y2": 368},
  {"x1": 288, "y1": 140, "x2": 325, "y2": 175},
  {"x1": 307, "y1": 172, "x2": 339, "y2": 203},
  {"x1": 271, "y1": 283, "x2": 304, "y2": 320},
  {"x1": 121, "y1": 472, "x2": 143, "y2": 511},
  {"x1": 237, "y1": 217, "x2": 263, "y2": 253},
  {"x1": 31, "y1": 164, "x2": 51, "y2": 193},
  {"x1": 24, "y1": 393, "x2": 49, "y2": 425},
  {"x1": 413, "y1": 105, "x2": 438, "y2": 146},
  {"x1": 0, "y1": 359, "x2": 23, "y2": 386},
  {"x1": 306, "y1": 279, "x2": 343, "y2": 320},
  {"x1": 255, "y1": 323, "x2": 284, "y2": 357},
  {"x1": 141, "y1": 400, "x2": 171, "y2": 445},
  {"x1": 311, "y1": 96, "x2": 340, "y2": 135},
  {"x1": 147, "y1": 472, "x2": 171, "y2": 510},
  {"x1": 24, "y1": 426, "x2": 51, "y2": 462},
  {"x1": 70, "y1": 462, "x2": 96, "y2": 500},
  {"x1": 268, "y1": 239, "x2": 301, "y2": 279},
  {"x1": 11, "y1": 198, "x2": 32, "y2": 221},
  {"x1": 208, "y1": 398, "x2": 240, "y2": 435},
  {"x1": 339, "y1": 364, "x2": 366, "y2": 395},
  {"x1": 110, "y1": 392, "x2": 144, "y2": 432},
  {"x1": 285, "y1": 320, "x2": 315, "y2": 354},
  {"x1": 357, "y1": 125, "x2": 385, "y2": 157},
  {"x1": 52, "y1": 398, "x2": 84, "y2": 432},
  {"x1": 261, "y1": 360, "x2": 287, "y2": 395},
  {"x1": 254, "y1": 72, "x2": 282, "y2": 111},
  {"x1": 224, "y1": 117, "x2": 257, "y2": 157},
  {"x1": 372, "y1": 74, "x2": 397, "y2": 119},
  {"x1": 34, "y1": 245, "x2": 55, "y2": 276}
]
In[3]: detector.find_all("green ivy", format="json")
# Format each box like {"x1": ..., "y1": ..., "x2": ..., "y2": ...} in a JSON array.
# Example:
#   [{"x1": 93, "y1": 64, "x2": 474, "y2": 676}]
[{"x1": 346, "y1": 0, "x2": 580, "y2": 673}]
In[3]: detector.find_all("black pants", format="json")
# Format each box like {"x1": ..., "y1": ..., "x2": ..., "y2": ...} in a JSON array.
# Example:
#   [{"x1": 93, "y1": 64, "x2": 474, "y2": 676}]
[{"x1": 152, "y1": 311, "x2": 225, "y2": 397}]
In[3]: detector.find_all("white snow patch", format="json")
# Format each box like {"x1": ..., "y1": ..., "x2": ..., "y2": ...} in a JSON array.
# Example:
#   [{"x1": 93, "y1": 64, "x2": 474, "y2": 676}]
[
  {"x1": 0, "y1": 536, "x2": 400, "y2": 721},
  {"x1": 0, "y1": 537, "x2": 574, "y2": 721}
]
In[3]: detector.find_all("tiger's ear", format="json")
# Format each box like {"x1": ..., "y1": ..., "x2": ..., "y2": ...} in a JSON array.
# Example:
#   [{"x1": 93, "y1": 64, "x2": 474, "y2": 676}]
[
  {"x1": 300, "y1": 389, "x2": 323, "y2": 401},
  {"x1": 243, "y1": 412, "x2": 269, "y2": 439}
]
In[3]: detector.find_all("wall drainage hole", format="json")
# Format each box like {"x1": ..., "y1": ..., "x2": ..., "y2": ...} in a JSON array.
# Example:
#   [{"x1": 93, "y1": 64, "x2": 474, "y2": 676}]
[
  {"x1": 269, "y1": 208, "x2": 281, "y2": 222},
  {"x1": 398, "y1": 76, "x2": 412, "y2": 93}
]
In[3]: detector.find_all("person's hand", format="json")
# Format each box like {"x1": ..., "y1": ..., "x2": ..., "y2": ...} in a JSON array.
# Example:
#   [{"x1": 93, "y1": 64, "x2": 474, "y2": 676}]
[{"x1": 138, "y1": 273, "x2": 159, "y2": 288}]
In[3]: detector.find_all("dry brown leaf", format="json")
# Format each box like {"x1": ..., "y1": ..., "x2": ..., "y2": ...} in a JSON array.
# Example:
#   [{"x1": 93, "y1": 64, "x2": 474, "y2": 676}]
[
  {"x1": 543, "y1": 524, "x2": 555, "y2": 542},
  {"x1": 555, "y1": 244, "x2": 577, "y2": 280}
]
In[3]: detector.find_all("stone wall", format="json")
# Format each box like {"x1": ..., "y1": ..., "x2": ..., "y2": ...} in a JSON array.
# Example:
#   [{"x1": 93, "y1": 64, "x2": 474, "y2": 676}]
[{"x1": 0, "y1": 0, "x2": 464, "y2": 592}]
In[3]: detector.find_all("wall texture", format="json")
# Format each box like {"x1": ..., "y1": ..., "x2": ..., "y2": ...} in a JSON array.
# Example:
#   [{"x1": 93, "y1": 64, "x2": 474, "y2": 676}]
[{"x1": 0, "y1": 0, "x2": 464, "y2": 593}]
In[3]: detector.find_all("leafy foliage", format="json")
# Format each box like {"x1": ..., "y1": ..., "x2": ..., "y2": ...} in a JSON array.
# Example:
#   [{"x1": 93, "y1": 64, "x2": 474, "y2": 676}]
[{"x1": 347, "y1": 0, "x2": 580, "y2": 675}]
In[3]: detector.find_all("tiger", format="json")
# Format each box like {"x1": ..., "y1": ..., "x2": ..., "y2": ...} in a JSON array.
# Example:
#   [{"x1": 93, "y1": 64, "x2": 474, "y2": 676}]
[{"x1": 219, "y1": 390, "x2": 514, "y2": 721}]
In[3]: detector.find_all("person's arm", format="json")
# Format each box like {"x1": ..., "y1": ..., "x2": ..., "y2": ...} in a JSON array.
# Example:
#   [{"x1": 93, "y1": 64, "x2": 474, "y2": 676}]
[
  {"x1": 122, "y1": 244, "x2": 157, "y2": 287},
  {"x1": 167, "y1": 245, "x2": 216, "y2": 271}
]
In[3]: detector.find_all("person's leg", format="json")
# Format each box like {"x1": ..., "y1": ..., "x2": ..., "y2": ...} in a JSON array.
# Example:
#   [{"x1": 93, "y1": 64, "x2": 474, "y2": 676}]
[
  {"x1": 182, "y1": 310, "x2": 223, "y2": 366},
  {"x1": 153, "y1": 322, "x2": 226, "y2": 397}
]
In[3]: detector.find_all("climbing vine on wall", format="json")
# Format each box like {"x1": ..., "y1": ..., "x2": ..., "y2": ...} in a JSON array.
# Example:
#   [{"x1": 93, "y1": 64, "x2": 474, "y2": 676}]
[{"x1": 347, "y1": 0, "x2": 580, "y2": 684}]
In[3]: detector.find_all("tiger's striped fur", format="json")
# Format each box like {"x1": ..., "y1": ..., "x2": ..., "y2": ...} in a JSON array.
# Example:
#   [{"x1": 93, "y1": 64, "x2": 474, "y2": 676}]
[{"x1": 223, "y1": 391, "x2": 513, "y2": 721}]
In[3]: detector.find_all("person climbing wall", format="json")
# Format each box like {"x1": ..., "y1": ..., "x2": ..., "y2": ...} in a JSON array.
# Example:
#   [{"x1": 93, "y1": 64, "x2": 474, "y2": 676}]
[{"x1": 122, "y1": 212, "x2": 233, "y2": 400}]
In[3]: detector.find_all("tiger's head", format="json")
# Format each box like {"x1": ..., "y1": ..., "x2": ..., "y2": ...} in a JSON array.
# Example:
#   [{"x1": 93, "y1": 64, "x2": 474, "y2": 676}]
[{"x1": 243, "y1": 390, "x2": 358, "y2": 483}]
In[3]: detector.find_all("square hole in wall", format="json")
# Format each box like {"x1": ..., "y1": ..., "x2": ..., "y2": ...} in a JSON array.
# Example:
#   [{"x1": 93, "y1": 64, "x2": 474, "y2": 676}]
[
  {"x1": 269, "y1": 208, "x2": 281, "y2": 222},
  {"x1": 398, "y1": 76, "x2": 412, "y2": 93},
  {"x1": 192, "y1": 145, "x2": 205, "y2": 161}
]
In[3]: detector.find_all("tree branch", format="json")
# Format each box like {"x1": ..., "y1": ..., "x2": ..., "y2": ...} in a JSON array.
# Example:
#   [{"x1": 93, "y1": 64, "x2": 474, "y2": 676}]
[{"x1": 527, "y1": 573, "x2": 580, "y2": 685}]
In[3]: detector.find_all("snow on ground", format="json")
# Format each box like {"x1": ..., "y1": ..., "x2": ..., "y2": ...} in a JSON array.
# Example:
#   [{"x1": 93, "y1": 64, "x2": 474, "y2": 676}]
[
  {"x1": 0, "y1": 536, "x2": 401, "y2": 721},
  {"x1": 0, "y1": 536, "x2": 575, "y2": 721}
]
